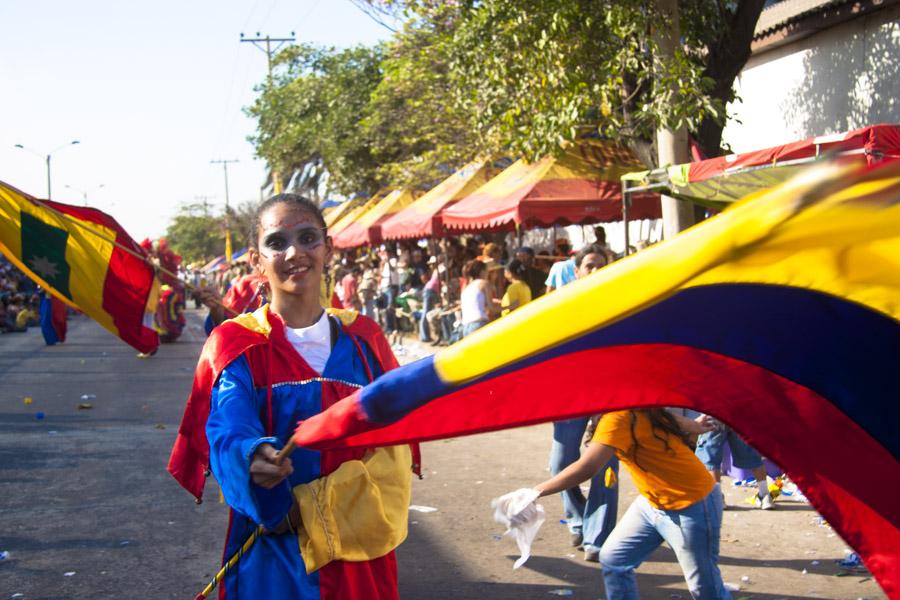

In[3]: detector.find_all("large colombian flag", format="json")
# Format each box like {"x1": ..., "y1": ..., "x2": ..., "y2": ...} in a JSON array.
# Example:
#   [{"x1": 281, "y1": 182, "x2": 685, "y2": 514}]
[
  {"x1": 0, "y1": 180, "x2": 159, "y2": 353},
  {"x1": 290, "y1": 160, "x2": 900, "y2": 596}
]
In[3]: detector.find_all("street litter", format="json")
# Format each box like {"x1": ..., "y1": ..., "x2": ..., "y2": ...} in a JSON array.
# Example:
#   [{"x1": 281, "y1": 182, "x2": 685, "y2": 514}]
[
  {"x1": 408, "y1": 505, "x2": 438, "y2": 513},
  {"x1": 64, "y1": 571, "x2": 76, "y2": 576},
  {"x1": 724, "y1": 583, "x2": 740, "y2": 592},
  {"x1": 0, "y1": 550, "x2": 8, "y2": 560},
  {"x1": 79, "y1": 394, "x2": 96, "y2": 400},
  {"x1": 838, "y1": 553, "x2": 863, "y2": 568},
  {"x1": 23, "y1": 396, "x2": 32, "y2": 405},
  {"x1": 77, "y1": 403, "x2": 93, "y2": 409},
  {"x1": 547, "y1": 590, "x2": 573, "y2": 596}
]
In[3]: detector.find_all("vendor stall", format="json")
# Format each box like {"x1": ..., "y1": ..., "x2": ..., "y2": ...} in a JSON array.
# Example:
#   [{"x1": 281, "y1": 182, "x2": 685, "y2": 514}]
[
  {"x1": 442, "y1": 138, "x2": 660, "y2": 232},
  {"x1": 380, "y1": 160, "x2": 506, "y2": 241}
]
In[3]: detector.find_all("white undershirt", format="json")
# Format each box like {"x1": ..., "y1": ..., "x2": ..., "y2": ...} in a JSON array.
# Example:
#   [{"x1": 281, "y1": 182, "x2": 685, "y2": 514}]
[{"x1": 284, "y1": 311, "x2": 331, "y2": 374}]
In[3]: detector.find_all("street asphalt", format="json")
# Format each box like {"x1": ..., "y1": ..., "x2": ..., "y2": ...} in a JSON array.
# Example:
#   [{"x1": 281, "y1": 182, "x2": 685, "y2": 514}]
[{"x1": 0, "y1": 309, "x2": 884, "y2": 599}]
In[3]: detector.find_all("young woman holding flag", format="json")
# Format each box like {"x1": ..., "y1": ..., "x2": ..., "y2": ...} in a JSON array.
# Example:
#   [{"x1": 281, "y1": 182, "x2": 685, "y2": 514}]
[{"x1": 168, "y1": 194, "x2": 414, "y2": 599}]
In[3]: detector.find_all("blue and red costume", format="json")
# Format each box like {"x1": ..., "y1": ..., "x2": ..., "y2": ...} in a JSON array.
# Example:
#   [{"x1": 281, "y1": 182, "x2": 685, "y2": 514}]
[{"x1": 169, "y1": 305, "x2": 415, "y2": 599}]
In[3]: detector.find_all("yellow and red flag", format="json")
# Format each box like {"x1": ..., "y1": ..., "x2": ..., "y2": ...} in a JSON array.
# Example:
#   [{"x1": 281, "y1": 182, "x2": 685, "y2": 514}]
[{"x1": 0, "y1": 180, "x2": 159, "y2": 353}]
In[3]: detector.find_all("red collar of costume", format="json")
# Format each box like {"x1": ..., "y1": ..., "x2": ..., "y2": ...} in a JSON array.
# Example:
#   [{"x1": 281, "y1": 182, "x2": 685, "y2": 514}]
[{"x1": 167, "y1": 304, "x2": 398, "y2": 501}]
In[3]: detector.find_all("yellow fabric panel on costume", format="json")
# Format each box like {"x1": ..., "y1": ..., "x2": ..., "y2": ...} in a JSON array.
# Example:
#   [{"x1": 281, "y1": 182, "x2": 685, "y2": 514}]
[
  {"x1": 293, "y1": 445, "x2": 411, "y2": 574},
  {"x1": 434, "y1": 161, "x2": 900, "y2": 385},
  {"x1": 325, "y1": 307, "x2": 359, "y2": 327},
  {"x1": 228, "y1": 304, "x2": 272, "y2": 336}
]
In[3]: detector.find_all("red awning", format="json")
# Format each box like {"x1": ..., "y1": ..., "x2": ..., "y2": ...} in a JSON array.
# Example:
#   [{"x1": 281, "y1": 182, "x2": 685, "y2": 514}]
[
  {"x1": 332, "y1": 189, "x2": 418, "y2": 249},
  {"x1": 687, "y1": 124, "x2": 900, "y2": 184},
  {"x1": 380, "y1": 160, "x2": 505, "y2": 240},
  {"x1": 442, "y1": 139, "x2": 659, "y2": 232}
]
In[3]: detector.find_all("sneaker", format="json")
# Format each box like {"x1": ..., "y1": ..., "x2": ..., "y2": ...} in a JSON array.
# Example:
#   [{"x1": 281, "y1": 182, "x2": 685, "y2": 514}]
[
  {"x1": 584, "y1": 549, "x2": 600, "y2": 563},
  {"x1": 569, "y1": 532, "x2": 584, "y2": 548},
  {"x1": 755, "y1": 493, "x2": 775, "y2": 510}
]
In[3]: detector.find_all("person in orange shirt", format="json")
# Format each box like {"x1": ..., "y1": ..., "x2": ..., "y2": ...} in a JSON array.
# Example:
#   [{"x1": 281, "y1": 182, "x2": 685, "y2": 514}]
[{"x1": 532, "y1": 409, "x2": 731, "y2": 600}]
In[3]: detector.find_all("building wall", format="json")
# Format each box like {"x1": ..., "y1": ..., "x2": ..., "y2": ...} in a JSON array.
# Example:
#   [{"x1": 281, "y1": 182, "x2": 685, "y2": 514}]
[{"x1": 722, "y1": 4, "x2": 900, "y2": 153}]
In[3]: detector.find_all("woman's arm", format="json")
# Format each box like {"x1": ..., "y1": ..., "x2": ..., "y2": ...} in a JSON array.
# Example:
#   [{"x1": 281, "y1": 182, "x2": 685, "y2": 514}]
[
  {"x1": 534, "y1": 442, "x2": 616, "y2": 497},
  {"x1": 672, "y1": 413, "x2": 716, "y2": 435},
  {"x1": 481, "y1": 280, "x2": 501, "y2": 315}
]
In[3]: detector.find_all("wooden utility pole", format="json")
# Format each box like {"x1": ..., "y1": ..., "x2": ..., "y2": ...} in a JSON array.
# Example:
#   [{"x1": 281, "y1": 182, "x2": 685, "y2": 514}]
[
  {"x1": 241, "y1": 32, "x2": 296, "y2": 195},
  {"x1": 211, "y1": 159, "x2": 239, "y2": 262}
]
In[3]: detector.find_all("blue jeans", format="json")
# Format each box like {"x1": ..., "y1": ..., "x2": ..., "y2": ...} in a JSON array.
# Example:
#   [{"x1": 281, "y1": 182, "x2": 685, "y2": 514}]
[
  {"x1": 600, "y1": 485, "x2": 731, "y2": 600},
  {"x1": 462, "y1": 319, "x2": 487, "y2": 337},
  {"x1": 549, "y1": 417, "x2": 619, "y2": 552},
  {"x1": 419, "y1": 288, "x2": 438, "y2": 341},
  {"x1": 695, "y1": 426, "x2": 763, "y2": 471}
]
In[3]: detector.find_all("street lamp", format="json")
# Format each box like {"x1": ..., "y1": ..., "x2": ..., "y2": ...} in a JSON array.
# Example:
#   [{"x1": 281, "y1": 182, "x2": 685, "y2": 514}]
[
  {"x1": 14, "y1": 140, "x2": 80, "y2": 199},
  {"x1": 65, "y1": 183, "x2": 105, "y2": 206}
]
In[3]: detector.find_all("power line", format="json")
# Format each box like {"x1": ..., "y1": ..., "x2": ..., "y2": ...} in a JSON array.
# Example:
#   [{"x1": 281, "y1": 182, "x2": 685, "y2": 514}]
[
  {"x1": 240, "y1": 32, "x2": 296, "y2": 194},
  {"x1": 240, "y1": 32, "x2": 296, "y2": 88}
]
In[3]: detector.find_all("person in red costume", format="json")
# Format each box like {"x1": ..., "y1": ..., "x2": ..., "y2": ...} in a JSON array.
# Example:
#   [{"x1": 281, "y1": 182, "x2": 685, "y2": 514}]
[{"x1": 168, "y1": 194, "x2": 415, "y2": 599}]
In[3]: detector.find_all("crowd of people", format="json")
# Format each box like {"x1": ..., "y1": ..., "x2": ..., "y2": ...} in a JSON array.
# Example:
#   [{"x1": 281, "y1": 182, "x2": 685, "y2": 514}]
[
  {"x1": 325, "y1": 227, "x2": 618, "y2": 352},
  {"x1": 0, "y1": 257, "x2": 41, "y2": 334}
]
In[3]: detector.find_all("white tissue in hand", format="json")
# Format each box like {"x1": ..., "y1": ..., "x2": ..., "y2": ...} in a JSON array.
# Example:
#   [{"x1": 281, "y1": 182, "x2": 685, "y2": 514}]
[{"x1": 491, "y1": 488, "x2": 545, "y2": 569}]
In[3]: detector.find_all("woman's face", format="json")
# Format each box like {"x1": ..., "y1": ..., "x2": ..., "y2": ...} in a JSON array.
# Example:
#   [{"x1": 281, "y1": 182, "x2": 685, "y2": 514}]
[
  {"x1": 250, "y1": 202, "x2": 332, "y2": 301},
  {"x1": 575, "y1": 253, "x2": 606, "y2": 279}
]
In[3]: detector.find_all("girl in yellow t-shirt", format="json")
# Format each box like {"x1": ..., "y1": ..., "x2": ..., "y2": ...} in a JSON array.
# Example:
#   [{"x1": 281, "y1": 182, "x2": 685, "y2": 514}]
[
  {"x1": 531, "y1": 409, "x2": 731, "y2": 600},
  {"x1": 500, "y1": 259, "x2": 532, "y2": 317}
]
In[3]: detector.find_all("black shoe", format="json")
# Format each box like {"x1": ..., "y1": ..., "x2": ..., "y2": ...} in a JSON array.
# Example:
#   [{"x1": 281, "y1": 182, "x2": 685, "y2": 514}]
[
  {"x1": 584, "y1": 549, "x2": 600, "y2": 563},
  {"x1": 570, "y1": 532, "x2": 583, "y2": 548}
]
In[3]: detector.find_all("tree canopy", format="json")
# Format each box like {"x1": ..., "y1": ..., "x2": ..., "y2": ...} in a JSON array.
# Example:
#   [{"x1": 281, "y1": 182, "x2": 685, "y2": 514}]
[
  {"x1": 247, "y1": 0, "x2": 765, "y2": 197},
  {"x1": 164, "y1": 200, "x2": 258, "y2": 264}
]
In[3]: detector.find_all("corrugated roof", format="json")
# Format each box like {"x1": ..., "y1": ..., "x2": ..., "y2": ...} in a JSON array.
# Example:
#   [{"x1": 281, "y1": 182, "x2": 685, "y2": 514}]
[{"x1": 754, "y1": 0, "x2": 849, "y2": 38}]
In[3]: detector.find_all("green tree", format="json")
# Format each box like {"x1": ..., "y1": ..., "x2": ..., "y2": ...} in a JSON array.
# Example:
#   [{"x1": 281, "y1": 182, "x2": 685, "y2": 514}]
[
  {"x1": 358, "y1": 0, "x2": 764, "y2": 166},
  {"x1": 362, "y1": 8, "x2": 479, "y2": 187},
  {"x1": 227, "y1": 199, "x2": 261, "y2": 251},
  {"x1": 165, "y1": 203, "x2": 226, "y2": 264},
  {"x1": 247, "y1": 43, "x2": 386, "y2": 197}
]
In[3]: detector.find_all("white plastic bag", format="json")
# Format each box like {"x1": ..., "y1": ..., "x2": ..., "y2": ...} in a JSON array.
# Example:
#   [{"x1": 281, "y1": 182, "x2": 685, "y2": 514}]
[{"x1": 491, "y1": 488, "x2": 546, "y2": 569}]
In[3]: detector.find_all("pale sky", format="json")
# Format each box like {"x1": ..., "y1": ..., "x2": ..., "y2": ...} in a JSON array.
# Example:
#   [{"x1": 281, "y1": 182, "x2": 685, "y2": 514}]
[{"x1": 0, "y1": 0, "x2": 392, "y2": 240}]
